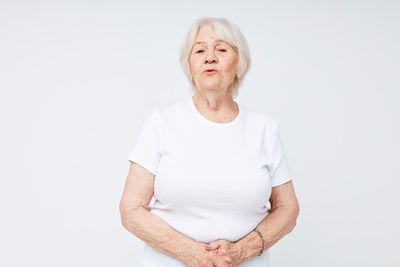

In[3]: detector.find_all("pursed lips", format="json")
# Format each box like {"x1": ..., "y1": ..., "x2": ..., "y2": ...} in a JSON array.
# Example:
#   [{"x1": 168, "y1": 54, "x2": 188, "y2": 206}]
[{"x1": 204, "y1": 69, "x2": 218, "y2": 73}]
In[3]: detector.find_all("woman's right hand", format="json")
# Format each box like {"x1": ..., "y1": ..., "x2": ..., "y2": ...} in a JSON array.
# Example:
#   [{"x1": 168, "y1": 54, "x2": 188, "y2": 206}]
[{"x1": 184, "y1": 242, "x2": 230, "y2": 267}]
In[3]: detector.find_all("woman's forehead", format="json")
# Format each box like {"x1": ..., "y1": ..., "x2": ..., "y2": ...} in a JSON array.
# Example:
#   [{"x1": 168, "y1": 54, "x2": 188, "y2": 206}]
[
  {"x1": 194, "y1": 32, "x2": 229, "y2": 46},
  {"x1": 192, "y1": 25, "x2": 235, "y2": 49}
]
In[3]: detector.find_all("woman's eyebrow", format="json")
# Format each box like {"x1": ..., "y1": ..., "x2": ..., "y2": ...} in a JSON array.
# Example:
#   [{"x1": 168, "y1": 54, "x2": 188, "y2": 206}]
[{"x1": 193, "y1": 39, "x2": 227, "y2": 46}]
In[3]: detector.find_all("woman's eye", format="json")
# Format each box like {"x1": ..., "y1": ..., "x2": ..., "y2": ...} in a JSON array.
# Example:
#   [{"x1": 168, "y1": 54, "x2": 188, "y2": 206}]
[
  {"x1": 219, "y1": 49, "x2": 227, "y2": 52},
  {"x1": 196, "y1": 50, "x2": 204, "y2": 53}
]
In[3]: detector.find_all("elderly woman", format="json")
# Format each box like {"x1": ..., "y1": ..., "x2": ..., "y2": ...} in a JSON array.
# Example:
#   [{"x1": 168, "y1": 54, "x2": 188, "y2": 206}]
[{"x1": 119, "y1": 17, "x2": 299, "y2": 267}]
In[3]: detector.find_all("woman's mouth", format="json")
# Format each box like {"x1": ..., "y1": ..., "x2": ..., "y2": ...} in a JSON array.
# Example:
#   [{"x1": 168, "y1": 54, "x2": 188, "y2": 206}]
[{"x1": 204, "y1": 69, "x2": 218, "y2": 74}]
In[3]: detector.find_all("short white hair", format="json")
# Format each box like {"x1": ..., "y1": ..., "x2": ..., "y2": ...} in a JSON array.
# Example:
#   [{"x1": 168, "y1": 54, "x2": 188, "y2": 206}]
[{"x1": 179, "y1": 17, "x2": 251, "y2": 98}]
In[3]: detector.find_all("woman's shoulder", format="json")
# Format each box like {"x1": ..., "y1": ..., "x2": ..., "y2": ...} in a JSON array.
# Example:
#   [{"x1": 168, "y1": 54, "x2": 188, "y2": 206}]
[
  {"x1": 238, "y1": 102, "x2": 277, "y2": 127},
  {"x1": 148, "y1": 97, "x2": 188, "y2": 126}
]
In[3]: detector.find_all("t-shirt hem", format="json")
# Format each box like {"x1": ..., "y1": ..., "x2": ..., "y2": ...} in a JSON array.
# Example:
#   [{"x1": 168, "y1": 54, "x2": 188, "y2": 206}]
[
  {"x1": 271, "y1": 177, "x2": 292, "y2": 187},
  {"x1": 128, "y1": 156, "x2": 157, "y2": 175}
]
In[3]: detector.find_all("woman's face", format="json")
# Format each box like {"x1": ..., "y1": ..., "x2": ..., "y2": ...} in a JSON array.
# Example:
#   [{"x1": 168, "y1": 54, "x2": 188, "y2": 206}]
[{"x1": 189, "y1": 26, "x2": 238, "y2": 92}]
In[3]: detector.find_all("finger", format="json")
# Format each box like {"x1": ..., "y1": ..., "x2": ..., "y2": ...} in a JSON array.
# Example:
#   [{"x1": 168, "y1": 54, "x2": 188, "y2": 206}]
[
  {"x1": 215, "y1": 253, "x2": 232, "y2": 264},
  {"x1": 218, "y1": 245, "x2": 230, "y2": 256},
  {"x1": 205, "y1": 242, "x2": 221, "y2": 250},
  {"x1": 218, "y1": 249, "x2": 227, "y2": 256},
  {"x1": 216, "y1": 251, "x2": 233, "y2": 267},
  {"x1": 212, "y1": 254, "x2": 229, "y2": 267},
  {"x1": 206, "y1": 251, "x2": 219, "y2": 267},
  {"x1": 212, "y1": 244, "x2": 229, "y2": 255}
]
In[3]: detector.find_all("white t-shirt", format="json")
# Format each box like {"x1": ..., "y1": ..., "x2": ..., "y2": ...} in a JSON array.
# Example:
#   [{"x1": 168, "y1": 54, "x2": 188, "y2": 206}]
[{"x1": 128, "y1": 96, "x2": 293, "y2": 267}]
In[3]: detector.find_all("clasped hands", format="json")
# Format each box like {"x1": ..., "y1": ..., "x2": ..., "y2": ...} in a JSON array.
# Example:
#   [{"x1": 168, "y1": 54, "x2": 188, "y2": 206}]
[{"x1": 186, "y1": 239, "x2": 244, "y2": 267}]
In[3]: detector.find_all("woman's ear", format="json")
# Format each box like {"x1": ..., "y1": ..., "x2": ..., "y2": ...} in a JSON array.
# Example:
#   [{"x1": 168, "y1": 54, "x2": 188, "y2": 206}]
[
  {"x1": 236, "y1": 63, "x2": 241, "y2": 79},
  {"x1": 235, "y1": 72, "x2": 240, "y2": 81}
]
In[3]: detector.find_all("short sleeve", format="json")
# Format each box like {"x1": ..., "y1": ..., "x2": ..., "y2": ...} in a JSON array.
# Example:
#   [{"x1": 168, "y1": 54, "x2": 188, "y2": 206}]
[
  {"x1": 128, "y1": 109, "x2": 161, "y2": 175},
  {"x1": 264, "y1": 118, "x2": 293, "y2": 187}
]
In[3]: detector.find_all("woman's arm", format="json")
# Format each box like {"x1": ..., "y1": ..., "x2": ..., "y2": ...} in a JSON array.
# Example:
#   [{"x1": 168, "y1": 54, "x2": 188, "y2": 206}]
[
  {"x1": 119, "y1": 162, "x2": 223, "y2": 266},
  {"x1": 234, "y1": 180, "x2": 300, "y2": 264}
]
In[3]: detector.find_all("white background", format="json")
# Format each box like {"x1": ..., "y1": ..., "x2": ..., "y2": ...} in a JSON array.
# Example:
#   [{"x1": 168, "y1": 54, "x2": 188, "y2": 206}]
[{"x1": 1, "y1": 0, "x2": 399, "y2": 266}]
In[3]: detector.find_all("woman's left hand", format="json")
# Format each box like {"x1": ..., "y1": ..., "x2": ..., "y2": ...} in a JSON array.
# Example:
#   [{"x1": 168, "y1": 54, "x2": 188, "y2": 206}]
[{"x1": 204, "y1": 239, "x2": 244, "y2": 267}]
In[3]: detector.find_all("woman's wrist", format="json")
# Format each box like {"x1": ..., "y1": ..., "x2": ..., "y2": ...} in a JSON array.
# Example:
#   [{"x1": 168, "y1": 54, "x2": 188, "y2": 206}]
[
  {"x1": 235, "y1": 231, "x2": 264, "y2": 263},
  {"x1": 231, "y1": 241, "x2": 247, "y2": 264},
  {"x1": 177, "y1": 241, "x2": 197, "y2": 264},
  {"x1": 254, "y1": 228, "x2": 266, "y2": 255}
]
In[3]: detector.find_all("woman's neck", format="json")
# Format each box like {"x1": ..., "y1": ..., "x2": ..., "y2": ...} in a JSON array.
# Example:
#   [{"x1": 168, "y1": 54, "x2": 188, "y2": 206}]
[{"x1": 192, "y1": 90, "x2": 239, "y2": 123}]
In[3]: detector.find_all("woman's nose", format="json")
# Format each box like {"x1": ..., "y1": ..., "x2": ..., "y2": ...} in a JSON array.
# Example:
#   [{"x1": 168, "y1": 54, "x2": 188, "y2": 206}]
[{"x1": 204, "y1": 50, "x2": 217, "y2": 63}]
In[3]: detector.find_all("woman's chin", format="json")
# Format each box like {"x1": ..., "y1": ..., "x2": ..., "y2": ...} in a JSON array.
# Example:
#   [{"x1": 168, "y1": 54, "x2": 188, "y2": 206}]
[{"x1": 198, "y1": 81, "x2": 223, "y2": 91}]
